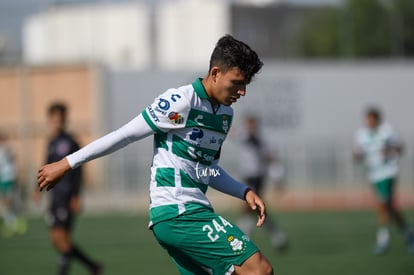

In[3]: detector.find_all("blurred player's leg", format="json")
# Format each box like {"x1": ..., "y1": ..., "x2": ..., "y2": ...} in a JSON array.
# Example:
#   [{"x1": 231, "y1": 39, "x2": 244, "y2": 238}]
[
  {"x1": 373, "y1": 178, "x2": 414, "y2": 254},
  {"x1": 264, "y1": 217, "x2": 288, "y2": 251},
  {"x1": 237, "y1": 177, "x2": 288, "y2": 252},
  {"x1": 404, "y1": 229, "x2": 414, "y2": 253},
  {"x1": 51, "y1": 228, "x2": 102, "y2": 275},
  {"x1": 385, "y1": 180, "x2": 414, "y2": 253},
  {"x1": 390, "y1": 208, "x2": 414, "y2": 254},
  {"x1": 373, "y1": 218, "x2": 390, "y2": 254},
  {"x1": 1, "y1": 201, "x2": 17, "y2": 237},
  {"x1": 0, "y1": 182, "x2": 27, "y2": 237},
  {"x1": 50, "y1": 228, "x2": 72, "y2": 274},
  {"x1": 237, "y1": 210, "x2": 255, "y2": 237},
  {"x1": 373, "y1": 180, "x2": 391, "y2": 254},
  {"x1": 48, "y1": 206, "x2": 102, "y2": 275}
]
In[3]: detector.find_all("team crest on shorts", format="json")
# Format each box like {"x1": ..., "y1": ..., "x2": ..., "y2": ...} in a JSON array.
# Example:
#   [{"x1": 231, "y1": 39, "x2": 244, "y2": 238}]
[
  {"x1": 168, "y1": 112, "x2": 184, "y2": 124},
  {"x1": 227, "y1": 235, "x2": 247, "y2": 254}
]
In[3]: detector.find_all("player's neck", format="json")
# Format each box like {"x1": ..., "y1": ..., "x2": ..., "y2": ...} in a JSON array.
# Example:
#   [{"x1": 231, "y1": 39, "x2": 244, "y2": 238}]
[
  {"x1": 50, "y1": 129, "x2": 65, "y2": 139},
  {"x1": 201, "y1": 77, "x2": 219, "y2": 106}
]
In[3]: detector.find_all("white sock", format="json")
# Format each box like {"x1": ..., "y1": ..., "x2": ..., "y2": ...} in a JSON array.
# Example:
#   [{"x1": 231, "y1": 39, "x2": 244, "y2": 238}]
[{"x1": 377, "y1": 227, "x2": 390, "y2": 246}]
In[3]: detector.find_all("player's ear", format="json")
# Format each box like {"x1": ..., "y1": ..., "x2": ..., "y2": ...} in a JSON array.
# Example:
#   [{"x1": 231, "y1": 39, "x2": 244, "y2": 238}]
[{"x1": 210, "y1": 67, "x2": 220, "y2": 82}]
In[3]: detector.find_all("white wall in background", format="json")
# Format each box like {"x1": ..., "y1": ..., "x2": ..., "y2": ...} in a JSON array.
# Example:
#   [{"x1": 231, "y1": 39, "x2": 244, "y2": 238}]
[
  {"x1": 156, "y1": 0, "x2": 230, "y2": 70},
  {"x1": 23, "y1": 3, "x2": 151, "y2": 69}
]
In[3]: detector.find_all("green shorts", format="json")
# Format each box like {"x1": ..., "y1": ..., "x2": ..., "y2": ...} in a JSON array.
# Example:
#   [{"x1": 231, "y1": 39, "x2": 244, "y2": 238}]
[
  {"x1": 373, "y1": 178, "x2": 395, "y2": 203},
  {"x1": 152, "y1": 206, "x2": 259, "y2": 275},
  {"x1": 0, "y1": 180, "x2": 14, "y2": 198}
]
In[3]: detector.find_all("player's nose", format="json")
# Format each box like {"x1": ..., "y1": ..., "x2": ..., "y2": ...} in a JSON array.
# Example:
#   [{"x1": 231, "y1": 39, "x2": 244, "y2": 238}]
[{"x1": 237, "y1": 89, "x2": 246, "y2": 97}]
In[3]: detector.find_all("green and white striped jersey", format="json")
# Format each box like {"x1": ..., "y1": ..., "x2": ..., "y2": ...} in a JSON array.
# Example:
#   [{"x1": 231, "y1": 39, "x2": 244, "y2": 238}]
[
  {"x1": 142, "y1": 78, "x2": 233, "y2": 226},
  {"x1": 0, "y1": 146, "x2": 15, "y2": 183},
  {"x1": 354, "y1": 123, "x2": 401, "y2": 183}
]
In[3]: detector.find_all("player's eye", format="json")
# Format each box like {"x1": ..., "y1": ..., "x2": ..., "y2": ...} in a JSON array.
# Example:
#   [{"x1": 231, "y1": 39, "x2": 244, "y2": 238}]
[{"x1": 231, "y1": 80, "x2": 245, "y2": 86}]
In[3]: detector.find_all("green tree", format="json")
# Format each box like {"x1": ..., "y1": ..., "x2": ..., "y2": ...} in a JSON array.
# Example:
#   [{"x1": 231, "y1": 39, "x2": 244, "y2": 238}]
[
  {"x1": 296, "y1": 0, "x2": 414, "y2": 58},
  {"x1": 297, "y1": 8, "x2": 341, "y2": 57},
  {"x1": 348, "y1": 0, "x2": 390, "y2": 56},
  {"x1": 397, "y1": 0, "x2": 414, "y2": 55}
]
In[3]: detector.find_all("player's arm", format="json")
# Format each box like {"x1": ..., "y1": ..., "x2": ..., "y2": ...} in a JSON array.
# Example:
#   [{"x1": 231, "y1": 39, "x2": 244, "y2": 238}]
[
  {"x1": 209, "y1": 164, "x2": 266, "y2": 227},
  {"x1": 38, "y1": 114, "x2": 153, "y2": 191},
  {"x1": 385, "y1": 128, "x2": 404, "y2": 157},
  {"x1": 394, "y1": 143, "x2": 404, "y2": 156},
  {"x1": 38, "y1": 89, "x2": 190, "y2": 192},
  {"x1": 352, "y1": 131, "x2": 365, "y2": 162}
]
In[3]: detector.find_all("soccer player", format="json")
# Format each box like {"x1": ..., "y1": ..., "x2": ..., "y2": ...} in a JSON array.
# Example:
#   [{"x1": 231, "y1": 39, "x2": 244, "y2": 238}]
[
  {"x1": 0, "y1": 131, "x2": 26, "y2": 237},
  {"x1": 353, "y1": 106, "x2": 414, "y2": 254},
  {"x1": 237, "y1": 115, "x2": 288, "y2": 251},
  {"x1": 37, "y1": 35, "x2": 274, "y2": 274},
  {"x1": 36, "y1": 103, "x2": 102, "y2": 274}
]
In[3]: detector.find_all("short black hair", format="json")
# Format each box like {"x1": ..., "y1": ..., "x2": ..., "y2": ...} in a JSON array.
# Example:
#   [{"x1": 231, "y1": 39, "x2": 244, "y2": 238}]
[
  {"x1": 365, "y1": 106, "x2": 382, "y2": 123},
  {"x1": 209, "y1": 35, "x2": 263, "y2": 84},
  {"x1": 48, "y1": 102, "x2": 67, "y2": 119}
]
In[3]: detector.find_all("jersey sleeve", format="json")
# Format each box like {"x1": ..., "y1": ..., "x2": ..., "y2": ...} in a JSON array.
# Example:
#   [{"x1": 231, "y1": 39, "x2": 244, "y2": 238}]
[
  {"x1": 209, "y1": 164, "x2": 250, "y2": 200},
  {"x1": 69, "y1": 140, "x2": 82, "y2": 196},
  {"x1": 141, "y1": 89, "x2": 191, "y2": 133},
  {"x1": 66, "y1": 114, "x2": 153, "y2": 169}
]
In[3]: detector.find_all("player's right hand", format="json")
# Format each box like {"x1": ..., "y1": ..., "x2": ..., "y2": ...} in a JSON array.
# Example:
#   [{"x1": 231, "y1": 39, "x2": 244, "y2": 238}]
[
  {"x1": 245, "y1": 190, "x2": 267, "y2": 227},
  {"x1": 37, "y1": 158, "x2": 71, "y2": 191}
]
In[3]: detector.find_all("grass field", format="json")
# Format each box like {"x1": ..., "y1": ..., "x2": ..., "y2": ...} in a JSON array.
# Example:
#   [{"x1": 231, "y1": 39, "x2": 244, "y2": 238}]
[{"x1": 1, "y1": 210, "x2": 413, "y2": 275}]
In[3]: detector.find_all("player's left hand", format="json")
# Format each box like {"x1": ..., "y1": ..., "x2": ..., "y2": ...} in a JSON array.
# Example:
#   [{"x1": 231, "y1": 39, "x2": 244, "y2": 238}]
[{"x1": 245, "y1": 190, "x2": 266, "y2": 227}]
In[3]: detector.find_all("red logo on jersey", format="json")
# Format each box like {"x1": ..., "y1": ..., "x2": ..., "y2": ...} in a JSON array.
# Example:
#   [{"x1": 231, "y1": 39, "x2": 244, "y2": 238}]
[{"x1": 168, "y1": 112, "x2": 183, "y2": 124}]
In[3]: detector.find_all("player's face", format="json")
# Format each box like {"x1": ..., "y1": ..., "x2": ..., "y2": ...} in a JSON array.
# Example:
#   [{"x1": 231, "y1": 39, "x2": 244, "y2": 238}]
[
  {"x1": 365, "y1": 114, "x2": 379, "y2": 129},
  {"x1": 245, "y1": 117, "x2": 257, "y2": 133},
  {"x1": 48, "y1": 112, "x2": 66, "y2": 137},
  {"x1": 212, "y1": 67, "x2": 247, "y2": 106}
]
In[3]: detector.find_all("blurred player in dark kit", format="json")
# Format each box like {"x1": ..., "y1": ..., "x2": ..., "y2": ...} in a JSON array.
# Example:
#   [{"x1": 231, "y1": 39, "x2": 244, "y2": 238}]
[
  {"x1": 35, "y1": 103, "x2": 102, "y2": 274},
  {"x1": 237, "y1": 115, "x2": 288, "y2": 251}
]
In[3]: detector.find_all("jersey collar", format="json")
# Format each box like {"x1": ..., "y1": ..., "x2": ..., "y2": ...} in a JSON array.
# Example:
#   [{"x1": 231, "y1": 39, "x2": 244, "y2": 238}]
[{"x1": 192, "y1": 78, "x2": 209, "y2": 99}]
